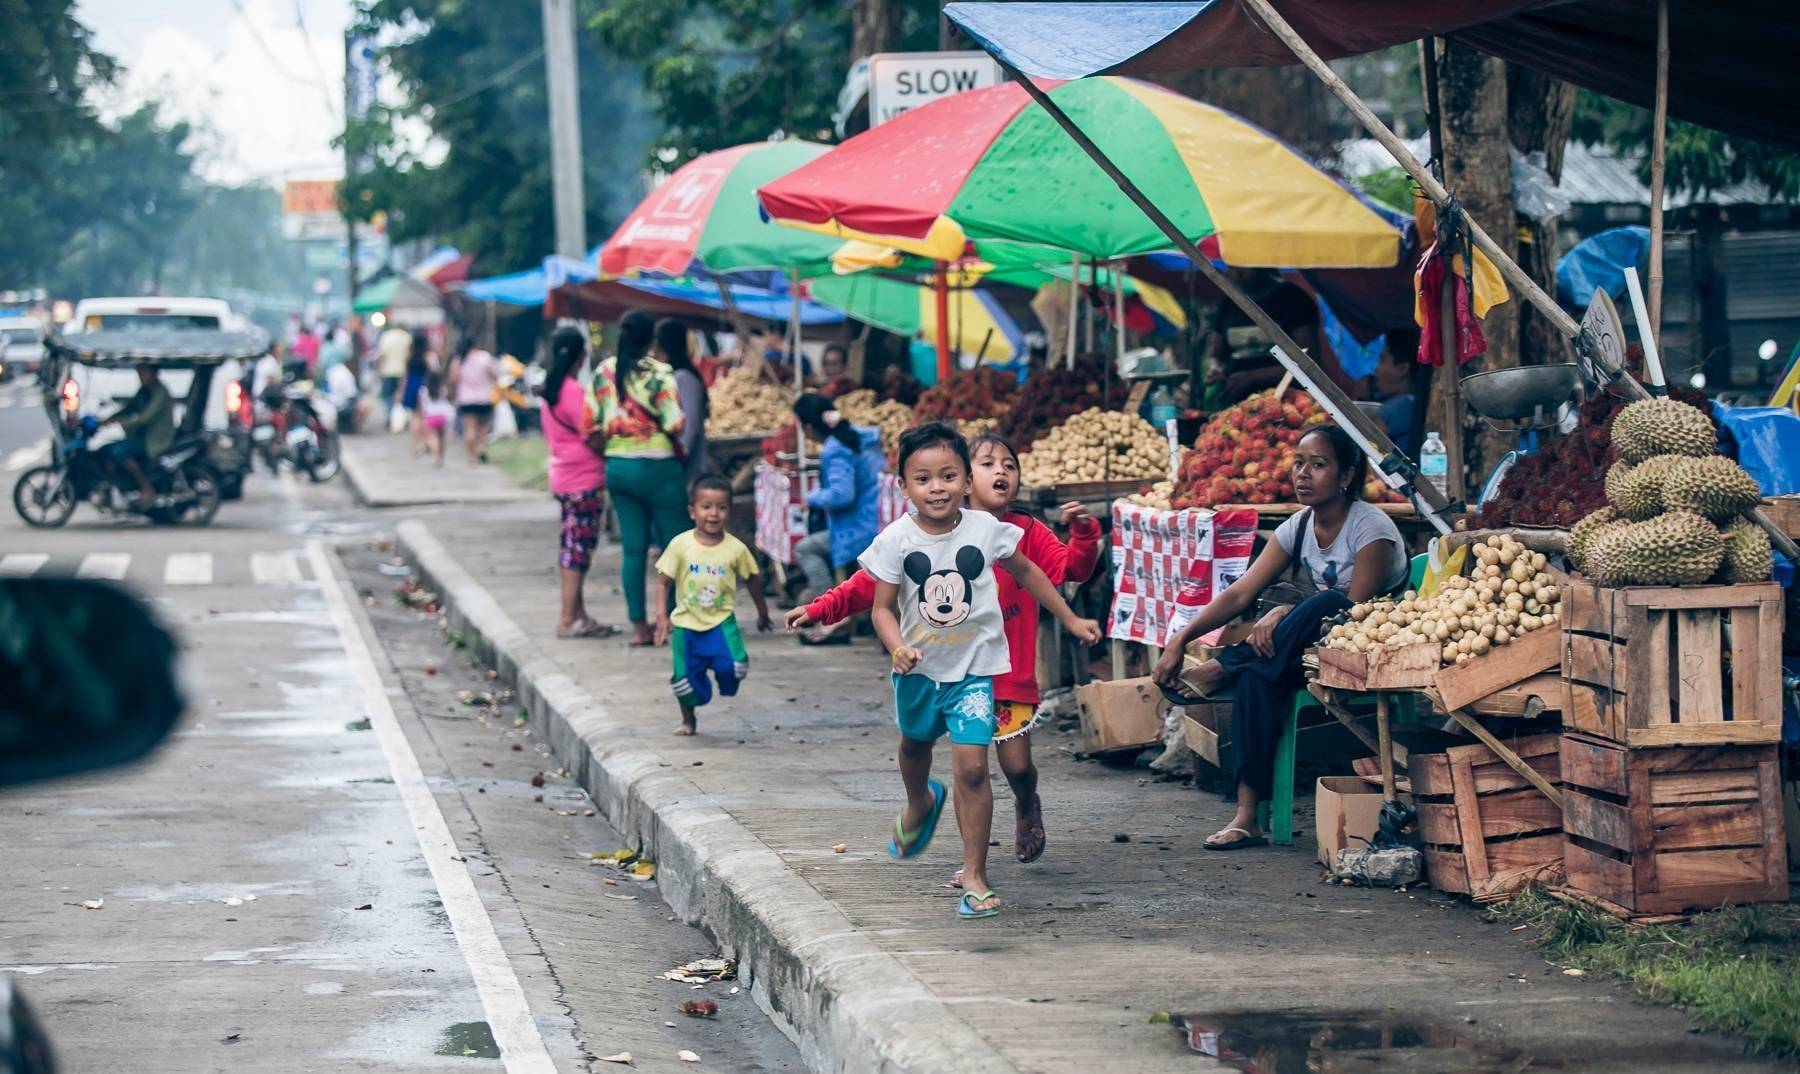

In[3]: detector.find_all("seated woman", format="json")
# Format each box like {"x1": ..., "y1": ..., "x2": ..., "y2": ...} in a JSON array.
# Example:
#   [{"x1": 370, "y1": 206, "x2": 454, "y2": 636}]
[
  {"x1": 788, "y1": 392, "x2": 884, "y2": 618},
  {"x1": 1153, "y1": 424, "x2": 1409, "y2": 851}
]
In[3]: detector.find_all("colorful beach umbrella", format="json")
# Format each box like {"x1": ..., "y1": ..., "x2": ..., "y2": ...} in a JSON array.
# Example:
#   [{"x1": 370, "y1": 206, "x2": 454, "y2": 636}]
[
  {"x1": 757, "y1": 77, "x2": 1401, "y2": 268},
  {"x1": 807, "y1": 274, "x2": 1025, "y2": 368},
  {"x1": 599, "y1": 141, "x2": 844, "y2": 277}
]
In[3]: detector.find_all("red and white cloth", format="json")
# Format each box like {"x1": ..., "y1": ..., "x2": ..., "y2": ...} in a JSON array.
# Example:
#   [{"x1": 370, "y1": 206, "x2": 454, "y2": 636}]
[
  {"x1": 1107, "y1": 503, "x2": 1258, "y2": 647},
  {"x1": 877, "y1": 472, "x2": 908, "y2": 527},
  {"x1": 754, "y1": 463, "x2": 811, "y2": 565}
]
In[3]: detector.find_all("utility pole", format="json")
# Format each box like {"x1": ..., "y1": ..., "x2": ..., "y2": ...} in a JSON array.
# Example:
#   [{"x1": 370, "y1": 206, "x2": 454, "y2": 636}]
[{"x1": 542, "y1": 0, "x2": 587, "y2": 258}]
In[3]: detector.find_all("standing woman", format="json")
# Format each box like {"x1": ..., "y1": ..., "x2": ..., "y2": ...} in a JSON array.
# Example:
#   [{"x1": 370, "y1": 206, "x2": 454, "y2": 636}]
[
  {"x1": 654, "y1": 318, "x2": 710, "y2": 481},
  {"x1": 450, "y1": 339, "x2": 498, "y2": 464},
  {"x1": 403, "y1": 330, "x2": 437, "y2": 458},
  {"x1": 1152, "y1": 424, "x2": 1409, "y2": 850},
  {"x1": 594, "y1": 310, "x2": 689, "y2": 646},
  {"x1": 539, "y1": 326, "x2": 617, "y2": 638}
]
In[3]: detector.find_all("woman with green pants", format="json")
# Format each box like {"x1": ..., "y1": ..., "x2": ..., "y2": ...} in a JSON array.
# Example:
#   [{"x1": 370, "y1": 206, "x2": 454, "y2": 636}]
[{"x1": 593, "y1": 310, "x2": 690, "y2": 645}]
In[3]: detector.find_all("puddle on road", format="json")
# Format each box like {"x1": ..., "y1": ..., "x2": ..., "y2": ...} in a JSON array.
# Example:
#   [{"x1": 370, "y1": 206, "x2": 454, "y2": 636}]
[
  {"x1": 436, "y1": 1021, "x2": 500, "y2": 1059},
  {"x1": 1172, "y1": 1011, "x2": 1564, "y2": 1072},
  {"x1": 344, "y1": 718, "x2": 372, "y2": 732}
]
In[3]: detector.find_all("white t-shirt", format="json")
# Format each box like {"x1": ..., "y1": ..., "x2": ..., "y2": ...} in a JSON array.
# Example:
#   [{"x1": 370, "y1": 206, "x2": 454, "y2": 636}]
[
  {"x1": 859, "y1": 509, "x2": 1023, "y2": 684},
  {"x1": 1274, "y1": 500, "x2": 1408, "y2": 595}
]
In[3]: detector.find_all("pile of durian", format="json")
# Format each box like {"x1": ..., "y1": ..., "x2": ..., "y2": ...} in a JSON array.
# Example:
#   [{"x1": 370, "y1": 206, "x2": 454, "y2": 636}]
[
  {"x1": 1324, "y1": 534, "x2": 1561, "y2": 666},
  {"x1": 1567, "y1": 399, "x2": 1773, "y2": 586}
]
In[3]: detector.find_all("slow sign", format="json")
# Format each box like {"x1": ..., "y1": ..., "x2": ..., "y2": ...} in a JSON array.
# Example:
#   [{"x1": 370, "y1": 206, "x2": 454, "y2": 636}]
[{"x1": 866, "y1": 51, "x2": 1003, "y2": 126}]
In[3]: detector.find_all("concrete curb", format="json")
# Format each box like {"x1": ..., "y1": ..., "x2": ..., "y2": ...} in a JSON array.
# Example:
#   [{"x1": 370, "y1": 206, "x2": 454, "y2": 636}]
[
  {"x1": 341, "y1": 439, "x2": 532, "y2": 507},
  {"x1": 395, "y1": 518, "x2": 1018, "y2": 1074}
]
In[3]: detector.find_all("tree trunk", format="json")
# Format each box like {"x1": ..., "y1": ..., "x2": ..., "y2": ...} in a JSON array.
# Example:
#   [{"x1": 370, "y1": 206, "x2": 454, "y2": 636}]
[
  {"x1": 851, "y1": 0, "x2": 901, "y2": 62},
  {"x1": 1507, "y1": 65, "x2": 1577, "y2": 371},
  {"x1": 1435, "y1": 40, "x2": 1515, "y2": 484}
]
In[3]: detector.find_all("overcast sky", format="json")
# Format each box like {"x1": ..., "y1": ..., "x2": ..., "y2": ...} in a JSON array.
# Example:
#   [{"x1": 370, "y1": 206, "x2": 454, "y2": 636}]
[{"x1": 78, "y1": 0, "x2": 351, "y2": 187}]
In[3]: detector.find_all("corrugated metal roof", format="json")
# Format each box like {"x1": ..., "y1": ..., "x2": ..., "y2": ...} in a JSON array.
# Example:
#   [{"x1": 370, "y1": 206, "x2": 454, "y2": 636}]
[{"x1": 1335, "y1": 139, "x2": 1776, "y2": 208}]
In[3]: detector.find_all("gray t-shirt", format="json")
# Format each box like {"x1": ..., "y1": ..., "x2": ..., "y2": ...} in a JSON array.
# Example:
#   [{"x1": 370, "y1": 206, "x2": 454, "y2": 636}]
[
  {"x1": 859, "y1": 509, "x2": 1022, "y2": 683},
  {"x1": 1274, "y1": 501, "x2": 1407, "y2": 595}
]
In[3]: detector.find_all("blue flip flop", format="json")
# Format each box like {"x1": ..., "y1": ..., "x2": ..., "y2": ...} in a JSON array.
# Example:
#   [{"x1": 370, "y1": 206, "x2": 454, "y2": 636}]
[
  {"x1": 888, "y1": 779, "x2": 946, "y2": 860},
  {"x1": 957, "y1": 890, "x2": 1001, "y2": 920}
]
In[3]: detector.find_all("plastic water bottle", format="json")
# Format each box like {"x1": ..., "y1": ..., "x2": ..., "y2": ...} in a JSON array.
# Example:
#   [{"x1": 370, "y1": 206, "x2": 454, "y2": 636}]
[
  {"x1": 1420, "y1": 430, "x2": 1449, "y2": 499},
  {"x1": 1147, "y1": 384, "x2": 1178, "y2": 428}
]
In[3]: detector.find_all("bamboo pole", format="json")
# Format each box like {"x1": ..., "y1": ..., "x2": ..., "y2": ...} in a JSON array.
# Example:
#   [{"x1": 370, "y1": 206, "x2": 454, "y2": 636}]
[
  {"x1": 1421, "y1": 38, "x2": 1465, "y2": 503},
  {"x1": 1647, "y1": 0, "x2": 1669, "y2": 345}
]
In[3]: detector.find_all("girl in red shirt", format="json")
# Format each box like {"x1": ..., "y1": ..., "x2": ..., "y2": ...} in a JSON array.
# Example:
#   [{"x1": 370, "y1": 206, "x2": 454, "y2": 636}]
[{"x1": 787, "y1": 434, "x2": 1102, "y2": 867}]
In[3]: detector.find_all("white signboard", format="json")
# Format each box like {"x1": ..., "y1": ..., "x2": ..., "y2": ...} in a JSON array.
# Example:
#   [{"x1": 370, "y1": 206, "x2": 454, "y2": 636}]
[{"x1": 867, "y1": 51, "x2": 1003, "y2": 126}]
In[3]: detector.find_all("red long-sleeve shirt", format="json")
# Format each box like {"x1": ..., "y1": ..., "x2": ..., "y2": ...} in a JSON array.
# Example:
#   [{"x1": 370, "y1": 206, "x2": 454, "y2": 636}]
[{"x1": 807, "y1": 511, "x2": 1102, "y2": 705}]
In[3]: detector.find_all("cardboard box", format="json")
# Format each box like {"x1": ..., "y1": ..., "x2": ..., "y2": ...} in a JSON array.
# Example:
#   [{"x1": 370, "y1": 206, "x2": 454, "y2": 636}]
[
  {"x1": 1316, "y1": 776, "x2": 1393, "y2": 868},
  {"x1": 1181, "y1": 702, "x2": 1231, "y2": 767},
  {"x1": 1075, "y1": 677, "x2": 1165, "y2": 755}
]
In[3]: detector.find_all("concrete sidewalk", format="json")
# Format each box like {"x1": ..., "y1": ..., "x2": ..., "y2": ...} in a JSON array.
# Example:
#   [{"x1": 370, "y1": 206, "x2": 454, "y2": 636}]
[
  {"x1": 341, "y1": 429, "x2": 536, "y2": 507},
  {"x1": 375, "y1": 499, "x2": 1779, "y2": 1071}
]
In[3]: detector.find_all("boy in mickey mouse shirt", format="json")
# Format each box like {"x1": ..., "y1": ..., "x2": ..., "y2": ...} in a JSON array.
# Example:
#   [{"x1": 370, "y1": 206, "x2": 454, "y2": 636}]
[{"x1": 861, "y1": 422, "x2": 1100, "y2": 920}]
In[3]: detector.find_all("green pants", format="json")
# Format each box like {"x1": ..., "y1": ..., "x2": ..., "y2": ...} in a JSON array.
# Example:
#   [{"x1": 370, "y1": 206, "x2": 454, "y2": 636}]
[{"x1": 606, "y1": 455, "x2": 689, "y2": 623}]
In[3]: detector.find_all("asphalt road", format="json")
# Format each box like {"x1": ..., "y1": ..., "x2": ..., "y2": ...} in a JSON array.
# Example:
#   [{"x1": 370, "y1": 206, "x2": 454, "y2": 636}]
[{"x1": 0, "y1": 402, "x2": 802, "y2": 1073}]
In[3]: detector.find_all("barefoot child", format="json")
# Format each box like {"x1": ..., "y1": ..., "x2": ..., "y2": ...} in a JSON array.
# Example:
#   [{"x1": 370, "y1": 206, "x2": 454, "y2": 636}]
[
  {"x1": 860, "y1": 422, "x2": 1101, "y2": 920},
  {"x1": 788, "y1": 434, "x2": 1102, "y2": 869},
  {"x1": 654, "y1": 475, "x2": 773, "y2": 735}
]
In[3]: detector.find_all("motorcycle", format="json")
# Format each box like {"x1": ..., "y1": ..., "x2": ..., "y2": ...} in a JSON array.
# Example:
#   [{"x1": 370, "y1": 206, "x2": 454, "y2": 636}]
[
  {"x1": 12, "y1": 415, "x2": 223, "y2": 528},
  {"x1": 253, "y1": 374, "x2": 340, "y2": 482}
]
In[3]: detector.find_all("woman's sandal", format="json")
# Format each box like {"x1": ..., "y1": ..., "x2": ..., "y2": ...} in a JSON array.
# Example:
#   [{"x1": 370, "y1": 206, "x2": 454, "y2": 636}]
[
  {"x1": 957, "y1": 890, "x2": 1001, "y2": 920},
  {"x1": 888, "y1": 779, "x2": 946, "y2": 860},
  {"x1": 1015, "y1": 794, "x2": 1046, "y2": 864},
  {"x1": 1203, "y1": 826, "x2": 1268, "y2": 851},
  {"x1": 556, "y1": 618, "x2": 620, "y2": 639}
]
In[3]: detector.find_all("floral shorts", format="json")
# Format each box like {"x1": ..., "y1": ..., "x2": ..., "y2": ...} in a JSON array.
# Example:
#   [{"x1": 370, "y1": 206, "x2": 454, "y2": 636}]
[
  {"x1": 993, "y1": 700, "x2": 1041, "y2": 742},
  {"x1": 556, "y1": 488, "x2": 604, "y2": 572}
]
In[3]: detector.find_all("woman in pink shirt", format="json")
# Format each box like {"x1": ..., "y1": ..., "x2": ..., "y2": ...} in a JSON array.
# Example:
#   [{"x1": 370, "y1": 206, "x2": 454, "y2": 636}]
[
  {"x1": 540, "y1": 326, "x2": 618, "y2": 638},
  {"x1": 450, "y1": 340, "x2": 498, "y2": 464}
]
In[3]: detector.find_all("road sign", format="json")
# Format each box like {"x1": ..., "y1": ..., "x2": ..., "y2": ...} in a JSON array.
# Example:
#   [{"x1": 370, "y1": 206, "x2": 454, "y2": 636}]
[{"x1": 866, "y1": 51, "x2": 1002, "y2": 127}]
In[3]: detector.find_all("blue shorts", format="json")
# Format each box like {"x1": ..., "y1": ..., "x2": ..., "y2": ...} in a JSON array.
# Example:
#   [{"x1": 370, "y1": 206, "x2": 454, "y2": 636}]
[
  {"x1": 105, "y1": 438, "x2": 148, "y2": 466},
  {"x1": 671, "y1": 618, "x2": 747, "y2": 708},
  {"x1": 892, "y1": 674, "x2": 995, "y2": 747}
]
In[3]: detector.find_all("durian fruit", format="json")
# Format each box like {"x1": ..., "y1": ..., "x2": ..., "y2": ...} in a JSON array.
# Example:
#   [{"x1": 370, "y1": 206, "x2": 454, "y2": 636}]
[
  {"x1": 1660, "y1": 456, "x2": 1762, "y2": 521},
  {"x1": 1607, "y1": 455, "x2": 1681, "y2": 520},
  {"x1": 1569, "y1": 506, "x2": 1626, "y2": 572},
  {"x1": 1589, "y1": 510, "x2": 1724, "y2": 586},
  {"x1": 1716, "y1": 519, "x2": 1774, "y2": 583},
  {"x1": 1583, "y1": 525, "x2": 1635, "y2": 587},
  {"x1": 1611, "y1": 398, "x2": 1715, "y2": 464}
]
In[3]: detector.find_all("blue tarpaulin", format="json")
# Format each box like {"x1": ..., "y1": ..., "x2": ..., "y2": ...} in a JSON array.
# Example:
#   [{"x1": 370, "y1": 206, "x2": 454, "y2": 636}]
[
  {"x1": 1713, "y1": 403, "x2": 1800, "y2": 496},
  {"x1": 1555, "y1": 226, "x2": 1650, "y2": 310},
  {"x1": 462, "y1": 267, "x2": 551, "y2": 306}
]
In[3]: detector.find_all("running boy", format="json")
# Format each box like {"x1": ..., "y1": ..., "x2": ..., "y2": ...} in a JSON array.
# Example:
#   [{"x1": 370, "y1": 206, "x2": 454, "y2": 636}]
[
  {"x1": 860, "y1": 422, "x2": 1101, "y2": 920},
  {"x1": 654, "y1": 475, "x2": 773, "y2": 735},
  {"x1": 788, "y1": 434, "x2": 1102, "y2": 868}
]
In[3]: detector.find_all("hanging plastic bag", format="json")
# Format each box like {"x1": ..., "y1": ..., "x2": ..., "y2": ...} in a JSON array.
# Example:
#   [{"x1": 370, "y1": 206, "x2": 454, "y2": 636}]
[
  {"x1": 1417, "y1": 537, "x2": 1467, "y2": 599},
  {"x1": 491, "y1": 398, "x2": 518, "y2": 440}
]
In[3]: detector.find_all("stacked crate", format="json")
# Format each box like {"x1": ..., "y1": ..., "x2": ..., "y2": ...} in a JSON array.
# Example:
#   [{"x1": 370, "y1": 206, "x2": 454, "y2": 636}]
[{"x1": 1559, "y1": 580, "x2": 1788, "y2": 914}]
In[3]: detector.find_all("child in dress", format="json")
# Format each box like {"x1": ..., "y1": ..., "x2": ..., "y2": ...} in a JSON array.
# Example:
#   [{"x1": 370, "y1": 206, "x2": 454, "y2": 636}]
[
  {"x1": 858, "y1": 422, "x2": 1101, "y2": 919},
  {"x1": 421, "y1": 372, "x2": 453, "y2": 466},
  {"x1": 654, "y1": 475, "x2": 773, "y2": 735},
  {"x1": 788, "y1": 434, "x2": 1101, "y2": 870}
]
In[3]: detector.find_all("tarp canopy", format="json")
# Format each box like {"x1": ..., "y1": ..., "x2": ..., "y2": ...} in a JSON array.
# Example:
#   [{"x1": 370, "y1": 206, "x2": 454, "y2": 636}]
[
  {"x1": 1555, "y1": 226, "x2": 1650, "y2": 310},
  {"x1": 945, "y1": 1, "x2": 1800, "y2": 152},
  {"x1": 546, "y1": 277, "x2": 843, "y2": 327},
  {"x1": 352, "y1": 274, "x2": 443, "y2": 316},
  {"x1": 461, "y1": 267, "x2": 551, "y2": 307}
]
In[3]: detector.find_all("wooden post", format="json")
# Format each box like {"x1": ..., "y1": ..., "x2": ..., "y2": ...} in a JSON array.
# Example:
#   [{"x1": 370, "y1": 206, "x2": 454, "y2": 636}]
[
  {"x1": 1436, "y1": 263, "x2": 1466, "y2": 503},
  {"x1": 1647, "y1": 0, "x2": 1669, "y2": 345},
  {"x1": 1376, "y1": 693, "x2": 1396, "y2": 801}
]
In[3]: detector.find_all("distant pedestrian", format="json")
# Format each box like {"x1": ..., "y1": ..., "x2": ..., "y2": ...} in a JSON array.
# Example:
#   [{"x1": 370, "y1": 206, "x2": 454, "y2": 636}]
[
  {"x1": 403, "y1": 331, "x2": 437, "y2": 457},
  {"x1": 420, "y1": 371, "x2": 452, "y2": 467},
  {"x1": 654, "y1": 318, "x2": 710, "y2": 482},
  {"x1": 540, "y1": 325, "x2": 618, "y2": 639},
  {"x1": 592, "y1": 310, "x2": 688, "y2": 646},
  {"x1": 653, "y1": 475, "x2": 772, "y2": 735},
  {"x1": 450, "y1": 339, "x2": 497, "y2": 464},
  {"x1": 377, "y1": 323, "x2": 411, "y2": 418}
]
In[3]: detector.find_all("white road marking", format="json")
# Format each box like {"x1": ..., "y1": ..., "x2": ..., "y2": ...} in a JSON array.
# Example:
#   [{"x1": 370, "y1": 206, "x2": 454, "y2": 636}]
[
  {"x1": 4, "y1": 439, "x2": 48, "y2": 471},
  {"x1": 307, "y1": 541, "x2": 558, "y2": 1074},
  {"x1": 251, "y1": 551, "x2": 302, "y2": 583},
  {"x1": 76, "y1": 553, "x2": 130, "y2": 580},
  {"x1": 163, "y1": 553, "x2": 213, "y2": 586},
  {"x1": 0, "y1": 394, "x2": 13, "y2": 408},
  {"x1": 0, "y1": 553, "x2": 49, "y2": 576}
]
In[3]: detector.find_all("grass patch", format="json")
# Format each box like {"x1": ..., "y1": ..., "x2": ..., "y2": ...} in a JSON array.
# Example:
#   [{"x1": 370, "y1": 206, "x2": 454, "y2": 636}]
[
  {"x1": 1492, "y1": 890, "x2": 1800, "y2": 1058},
  {"x1": 487, "y1": 436, "x2": 548, "y2": 491}
]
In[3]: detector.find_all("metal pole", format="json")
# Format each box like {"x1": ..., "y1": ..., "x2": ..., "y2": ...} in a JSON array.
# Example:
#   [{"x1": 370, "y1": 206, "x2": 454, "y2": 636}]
[
  {"x1": 791, "y1": 266, "x2": 807, "y2": 475},
  {"x1": 1066, "y1": 252, "x2": 1081, "y2": 368},
  {"x1": 990, "y1": 53, "x2": 1453, "y2": 519},
  {"x1": 933, "y1": 262, "x2": 952, "y2": 381},
  {"x1": 1647, "y1": 0, "x2": 1669, "y2": 345},
  {"x1": 541, "y1": 0, "x2": 587, "y2": 257}
]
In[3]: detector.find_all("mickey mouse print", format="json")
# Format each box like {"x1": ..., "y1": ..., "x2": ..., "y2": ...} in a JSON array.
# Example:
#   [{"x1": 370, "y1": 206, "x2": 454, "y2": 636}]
[{"x1": 859, "y1": 509, "x2": 1022, "y2": 683}]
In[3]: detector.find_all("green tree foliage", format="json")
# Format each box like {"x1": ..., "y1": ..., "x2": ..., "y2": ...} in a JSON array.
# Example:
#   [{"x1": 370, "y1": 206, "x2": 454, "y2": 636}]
[
  {"x1": 0, "y1": 0, "x2": 117, "y2": 151},
  {"x1": 1571, "y1": 90, "x2": 1800, "y2": 202},
  {"x1": 346, "y1": 0, "x2": 655, "y2": 273},
  {"x1": 591, "y1": 0, "x2": 939, "y2": 163}
]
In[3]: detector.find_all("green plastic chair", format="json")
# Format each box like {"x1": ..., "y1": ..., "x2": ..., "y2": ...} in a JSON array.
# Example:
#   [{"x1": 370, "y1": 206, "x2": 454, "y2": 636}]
[{"x1": 1243, "y1": 553, "x2": 1431, "y2": 846}]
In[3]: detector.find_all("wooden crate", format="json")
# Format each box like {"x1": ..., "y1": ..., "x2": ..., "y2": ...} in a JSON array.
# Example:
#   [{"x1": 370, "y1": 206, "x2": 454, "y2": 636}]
[
  {"x1": 1562, "y1": 580, "x2": 1783, "y2": 747},
  {"x1": 1412, "y1": 733, "x2": 1565, "y2": 897},
  {"x1": 1316, "y1": 643, "x2": 1439, "y2": 691},
  {"x1": 1561, "y1": 733, "x2": 1788, "y2": 914},
  {"x1": 1432, "y1": 622, "x2": 1562, "y2": 713},
  {"x1": 1181, "y1": 702, "x2": 1232, "y2": 767},
  {"x1": 1761, "y1": 496, "x2": 1800, "y2": 541}
]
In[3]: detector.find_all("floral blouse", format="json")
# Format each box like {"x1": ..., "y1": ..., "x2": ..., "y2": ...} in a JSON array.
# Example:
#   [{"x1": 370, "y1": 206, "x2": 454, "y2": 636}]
[{"x1": 591, "y1": 355, "x2": 685, "y2": 458}]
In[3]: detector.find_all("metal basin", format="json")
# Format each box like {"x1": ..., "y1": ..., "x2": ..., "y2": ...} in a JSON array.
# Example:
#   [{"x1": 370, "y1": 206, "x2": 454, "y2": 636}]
[{"x1": 1460, "y1": 364, "x2": 1578, "y2": 420}]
